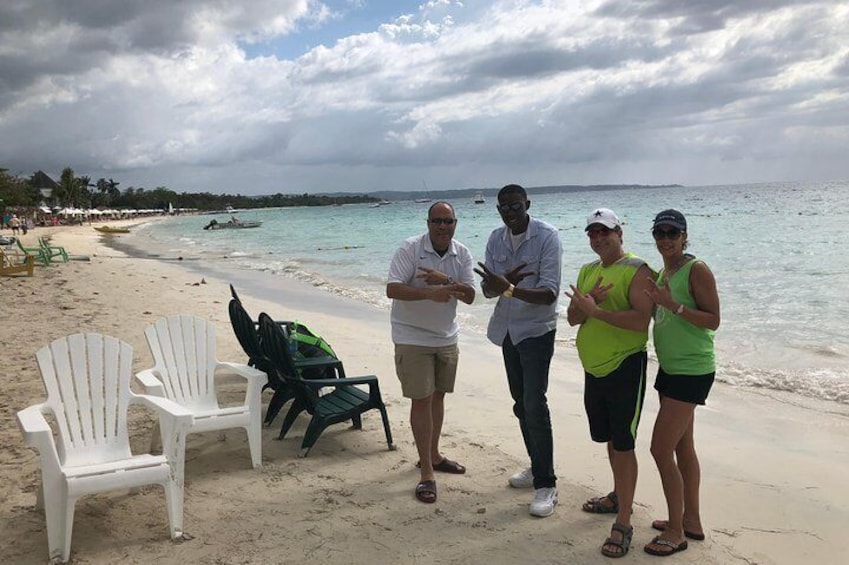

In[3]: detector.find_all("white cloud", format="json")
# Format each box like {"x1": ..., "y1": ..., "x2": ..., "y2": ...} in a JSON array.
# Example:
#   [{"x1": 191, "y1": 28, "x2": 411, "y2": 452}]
[{"x1": 0, "y1": 0, "x2": 847, "y2": 192}]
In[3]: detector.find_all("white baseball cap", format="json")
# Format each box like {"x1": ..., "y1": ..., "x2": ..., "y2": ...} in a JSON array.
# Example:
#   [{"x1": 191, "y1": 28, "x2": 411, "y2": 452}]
[{"x1": 585, "y1": 208, "x2": 621, "y2": 230}]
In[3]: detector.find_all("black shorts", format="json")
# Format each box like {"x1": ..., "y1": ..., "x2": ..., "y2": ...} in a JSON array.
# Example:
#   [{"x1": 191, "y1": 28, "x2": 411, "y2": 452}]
[
  {"x1": 584, "y1": 351, "x2": 647, "y2": 452},
  {"x1": 654, "y1": 368, "x2": 714, "y2": 405}
]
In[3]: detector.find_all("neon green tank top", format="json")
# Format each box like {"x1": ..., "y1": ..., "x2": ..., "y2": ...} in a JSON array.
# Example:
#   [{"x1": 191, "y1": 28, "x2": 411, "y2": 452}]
[
  {"x1": 576, "y1": 253, "x2": 649, "y2": 377},
  {"x1": 652, "y1": 257, "x2": 715, "y2": 375}
]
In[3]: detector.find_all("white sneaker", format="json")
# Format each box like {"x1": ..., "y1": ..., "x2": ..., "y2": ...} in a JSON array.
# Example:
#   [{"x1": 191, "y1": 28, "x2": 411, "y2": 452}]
[
  {"x1": 508, "y1": 467, "x2": 534, "y2": 488},
  {"x1": 529, "y1": 487, "x2": 558, "y2": 517}
]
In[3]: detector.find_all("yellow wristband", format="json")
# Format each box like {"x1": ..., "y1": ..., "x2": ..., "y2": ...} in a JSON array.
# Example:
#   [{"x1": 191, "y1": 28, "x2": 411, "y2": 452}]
[{"x1": 502, "y1": 284, "x2": 515, "y2": 298}]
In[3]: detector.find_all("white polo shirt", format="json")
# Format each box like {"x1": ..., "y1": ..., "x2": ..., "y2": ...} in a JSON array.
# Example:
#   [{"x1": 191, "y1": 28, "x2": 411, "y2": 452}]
[{"x1": 388, "y1": 232, "x2": 475, "y2": 347}]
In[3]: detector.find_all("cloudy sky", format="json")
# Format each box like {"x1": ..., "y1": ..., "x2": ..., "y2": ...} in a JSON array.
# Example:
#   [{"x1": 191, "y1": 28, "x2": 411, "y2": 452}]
[{"x1": 1, "y1": 0, "x2": 847, "y2": 195}]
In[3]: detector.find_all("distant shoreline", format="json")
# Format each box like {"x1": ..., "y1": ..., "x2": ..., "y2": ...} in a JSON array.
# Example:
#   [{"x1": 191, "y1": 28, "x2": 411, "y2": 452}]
[{"x1": 367, "y1": 183, "x2": 684, "y2": 202}]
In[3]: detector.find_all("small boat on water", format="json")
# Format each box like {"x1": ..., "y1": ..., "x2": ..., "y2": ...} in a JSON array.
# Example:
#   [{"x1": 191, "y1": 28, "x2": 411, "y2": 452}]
[
  {"x1": 203, "y1": 219, "x2": 262, "y2": 230},
  {"x1": 94, "y1": 226, "x2": 131, "y2": 234},
  {"x1": 473, "y1": 191, "x2": 485, "y2": 204}
]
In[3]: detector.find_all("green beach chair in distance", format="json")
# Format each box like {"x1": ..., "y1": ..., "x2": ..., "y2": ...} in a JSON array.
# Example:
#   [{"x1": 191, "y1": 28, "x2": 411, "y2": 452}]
[
  {"x1": 16, "y1": 237, "x2": 50, "y2": 266},
  {"x1": 258, "y1": 312, "x2": 394, "y2": 457},
  {"x1": 228, "y1": 293, "x2": 344, "y2": 427},
  {"x1": 39, "y1": 237, "x2": 69, "y2": 263}
]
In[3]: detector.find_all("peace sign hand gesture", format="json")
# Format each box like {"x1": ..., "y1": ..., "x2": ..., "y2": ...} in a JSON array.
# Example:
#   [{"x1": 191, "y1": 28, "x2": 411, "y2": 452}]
[
  {"x1": 505, "y1": 262, "x2": 535, "y2": 285},
  {"x1": 587, "y1": 277, "x2": 613, "y2": 304},
  {"x1": 644, "y1": 274, "x2": 675, "y2": 310}
]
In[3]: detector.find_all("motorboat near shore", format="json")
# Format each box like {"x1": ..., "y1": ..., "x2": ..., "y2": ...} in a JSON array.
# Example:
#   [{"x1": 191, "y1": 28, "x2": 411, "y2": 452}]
[
  {"x1": 203, "y1": 219, "x2": 262, "y2": 230},
  {"x1": 94, "y1": 226, "x2": 131, "y2": 234}
]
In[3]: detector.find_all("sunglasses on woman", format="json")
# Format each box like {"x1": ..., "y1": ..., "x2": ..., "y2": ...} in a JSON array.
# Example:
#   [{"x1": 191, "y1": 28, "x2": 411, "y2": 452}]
[{"x1": 652, "y1": 227, "x2": 682, "y2": 240}]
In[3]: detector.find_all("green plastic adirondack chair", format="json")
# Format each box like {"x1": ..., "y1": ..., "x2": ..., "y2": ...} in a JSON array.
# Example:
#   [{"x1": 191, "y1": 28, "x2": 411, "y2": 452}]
[
  {"x1": 258, "y1": 312, "x2": 394, "y2": 457},
  {"x1": 16, "y1": 237, "x2": 50, "y2": 265},
  {"x1": 39, "y1": 237, "x2": 69, "y2": 263},
  {"x1": 227, "y1": 290, "x2": 343, "y2": 427}
]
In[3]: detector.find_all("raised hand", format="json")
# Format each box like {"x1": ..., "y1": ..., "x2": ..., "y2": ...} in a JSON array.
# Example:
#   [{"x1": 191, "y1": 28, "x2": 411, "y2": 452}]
[
  {"x1": 588, "y1": 277, "x2": 614, "y2": 304},
  {"x1": 565, "y1": 284, "x2": 597, "y2": 315},
  {"x1": 505, "y1": 262, "x2": 535, "y2": 285},
  {"x1": 474, "y1": 262, "x2": 511, "y2": 295},
  {"x1": 644, "y1": 274, "x2": 674, "y2": 309},
  {"x1": 416, "y1": 266, "x2": 449, "y2": 285},
  {"x1": 429, "y1": 285, "x2": 465, "y2": 303}
]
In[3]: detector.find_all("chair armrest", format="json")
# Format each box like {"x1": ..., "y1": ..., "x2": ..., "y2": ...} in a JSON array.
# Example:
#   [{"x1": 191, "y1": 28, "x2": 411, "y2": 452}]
[
  {"x1": 294, "y1": 356, "x2": 343, "y2": 369},
  {"x1": 135, "y1": 368, "x2": 166, "y2": 397},
  {"x1": 16, "y1": 404, "x2": 54, "y2": 449},
  {"x1": 132, "y1": 393, "x2": 194, "y2": 427},
  {"x1": 16, "y1": 404, "x2": 62, "y2": 473},
  {"x1": 214, "y1": 362, "x2": 268, "y2": 386},
  {"x1": 301, "y1": 374, "x2": 378, "y2": 390}
]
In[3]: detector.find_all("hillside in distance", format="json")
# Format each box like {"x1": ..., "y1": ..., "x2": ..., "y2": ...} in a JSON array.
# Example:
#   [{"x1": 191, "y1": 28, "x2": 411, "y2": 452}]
[{"x1": 365, "y1": 183, "x2": 683, "y2": 202}]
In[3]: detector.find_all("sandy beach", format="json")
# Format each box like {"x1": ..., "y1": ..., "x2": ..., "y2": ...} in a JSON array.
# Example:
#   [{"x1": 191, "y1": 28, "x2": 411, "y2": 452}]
[{"x1": 1, "y1": 223, "x2": 847, "y2": 565}]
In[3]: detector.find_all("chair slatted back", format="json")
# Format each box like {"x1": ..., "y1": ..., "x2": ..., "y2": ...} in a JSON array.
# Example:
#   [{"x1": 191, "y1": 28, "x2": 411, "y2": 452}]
[
  {"x1": 258, "y1": 312, "x2": 303, "y2": 390},
  {"x1": 36, "y1": 333, "x2": 134, "y2": 467},
  {"x1": 144, "y1": 315, "x2": 218, "y2": 410},
  {"x1": 228, "y1": 299, "x2": 261, "y2": 365}
]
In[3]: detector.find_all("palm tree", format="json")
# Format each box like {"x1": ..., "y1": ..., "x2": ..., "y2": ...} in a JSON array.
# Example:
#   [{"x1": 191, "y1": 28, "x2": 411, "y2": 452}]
[
  {"x1": 77, "y1": 175, "x2": 94, "y2": 208},
  {"x1": 107, "y1": 178, "x2": 121, "y2": 202},
  {"x1": 53, "y1": 167, "x2": 76, "y2": 207}
]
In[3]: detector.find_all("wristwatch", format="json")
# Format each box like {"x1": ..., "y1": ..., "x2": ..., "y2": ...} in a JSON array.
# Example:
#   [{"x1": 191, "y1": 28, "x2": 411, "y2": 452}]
[
  {"x1": 502, "y1": 284, "x2": 515, "y2": 298},
  {"x1": 675, "y1": 303, "x2": 685, "y2": 315},
  {"x1": 445, "y1": 276, "x2": 454, "y2": 285}
]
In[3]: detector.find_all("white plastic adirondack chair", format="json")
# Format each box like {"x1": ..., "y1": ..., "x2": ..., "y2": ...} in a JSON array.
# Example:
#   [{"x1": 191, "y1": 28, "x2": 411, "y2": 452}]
[
  {"x1": 16, "y1": 333, "x2": 193, "y2": 564},
  {"x1": 137, "y1": 315, "x2": 267, "y2": 469}
]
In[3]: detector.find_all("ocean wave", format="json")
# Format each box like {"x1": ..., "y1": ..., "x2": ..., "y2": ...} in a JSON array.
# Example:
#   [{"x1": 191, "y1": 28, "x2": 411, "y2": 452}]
[{"x1": 718, "y1": 362, "x2": 849, "y2": 405}]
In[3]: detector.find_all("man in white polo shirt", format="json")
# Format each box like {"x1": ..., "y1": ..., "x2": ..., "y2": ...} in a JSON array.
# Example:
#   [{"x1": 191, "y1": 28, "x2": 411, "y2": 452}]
[{"x1": 387, "y1": 201, "x2": 476, "y2": 504}]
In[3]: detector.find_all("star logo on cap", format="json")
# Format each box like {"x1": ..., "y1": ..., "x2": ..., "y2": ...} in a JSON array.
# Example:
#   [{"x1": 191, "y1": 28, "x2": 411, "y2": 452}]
[{"x1": 594, "y1": 210, "x2": 603, "y2": 217}]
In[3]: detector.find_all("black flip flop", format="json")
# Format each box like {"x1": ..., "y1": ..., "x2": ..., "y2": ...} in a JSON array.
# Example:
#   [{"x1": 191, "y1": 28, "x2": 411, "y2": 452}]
[
  {"x1": 651, "y1": 519, "x2": 705, "y2": 541},
  {"x1": 415, "y1": 480, "x2": 437, "y2": 503},
  {"x1": 583, "y1": 491, "x2": 619, "y2": 513},
  {"x1": 415, "y1": 458, "x2": 467, "y2": 474},
  {"x1": 644, "y1": 536, "x2": 688, "y2": 556}
]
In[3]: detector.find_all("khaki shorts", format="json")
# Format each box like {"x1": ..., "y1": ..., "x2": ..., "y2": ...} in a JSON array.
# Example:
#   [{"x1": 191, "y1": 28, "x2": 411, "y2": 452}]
[{"x1": 394, "y1": 343, "x2": 459, "y2": 399}]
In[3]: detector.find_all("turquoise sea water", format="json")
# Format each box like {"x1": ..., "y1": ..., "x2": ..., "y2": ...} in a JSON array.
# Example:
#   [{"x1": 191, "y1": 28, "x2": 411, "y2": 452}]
[{"x1": 129, "y1": 180, "x2": 849, "y2": 404}]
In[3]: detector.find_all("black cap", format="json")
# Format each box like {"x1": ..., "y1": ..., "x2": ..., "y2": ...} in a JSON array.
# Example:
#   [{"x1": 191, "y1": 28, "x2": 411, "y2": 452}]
[{"x1": 653, "y1": 209, "x2": 687, "y2": 230}]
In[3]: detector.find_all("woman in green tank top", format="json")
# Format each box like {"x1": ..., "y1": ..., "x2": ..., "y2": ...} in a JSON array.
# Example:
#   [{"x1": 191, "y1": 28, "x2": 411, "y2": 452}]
[{"x1": 643, "y1": 209, "x2": 721, "y2": 556}]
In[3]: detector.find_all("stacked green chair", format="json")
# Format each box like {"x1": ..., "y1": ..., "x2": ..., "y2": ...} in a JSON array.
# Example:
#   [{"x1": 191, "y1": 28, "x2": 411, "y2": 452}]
[
  {"x1": 39, "y1": 237, "x2": 69, "y2": 263},
  {"x1": 258, "y1": 312, "x2": 394, "y2": 457},
  {"x1": 16, "y1": 237, "x2": 50, "y2": 265},
  {"x1": 227, "y1": 288, "x2": 343, "y2": 426}
]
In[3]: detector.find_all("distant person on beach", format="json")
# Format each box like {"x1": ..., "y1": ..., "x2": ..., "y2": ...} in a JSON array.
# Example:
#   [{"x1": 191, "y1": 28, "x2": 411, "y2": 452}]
[
  {"x1": 565, "y1": 208, "x2": 654, "y2": 557},
  {"x1": 642, "y1": 209, "x2": 720, "y2": 557},
  {"x1": 474, "y1": 183, "x2": 562, "y2": 518},
  {"x1": 386, "y1": 201, "x2": 476, "y2": 504},
  {"x1": 9, "y1": 214, "x2": 21, "y2": 235}
]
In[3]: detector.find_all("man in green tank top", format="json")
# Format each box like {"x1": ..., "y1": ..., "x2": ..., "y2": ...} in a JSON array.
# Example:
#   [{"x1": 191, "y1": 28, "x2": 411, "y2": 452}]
[{"x1": 566, "y1": 208, "x2": 654, "y2": 558}]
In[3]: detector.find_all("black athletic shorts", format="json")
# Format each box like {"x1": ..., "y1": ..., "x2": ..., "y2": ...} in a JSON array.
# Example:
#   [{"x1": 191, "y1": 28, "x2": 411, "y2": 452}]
[
  {"x1": 654, "y1": 367, "x2": 714, "y2": 405},
  {"x1": 584, "y1": 350, "x2": 647, "y2": 452}
]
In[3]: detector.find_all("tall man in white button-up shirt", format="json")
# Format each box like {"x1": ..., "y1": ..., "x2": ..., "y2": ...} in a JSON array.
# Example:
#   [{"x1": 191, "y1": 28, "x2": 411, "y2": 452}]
[{"x1": 386, "y1": 202, "x2": 476, "y2": 504}]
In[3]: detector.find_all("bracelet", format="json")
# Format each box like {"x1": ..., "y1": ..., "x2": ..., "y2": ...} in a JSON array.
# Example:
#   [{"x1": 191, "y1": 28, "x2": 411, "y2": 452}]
[
  {"x1": 502, "y1": 284, "x2": 515, "y2": 298},
  {"x1": 675, "y1": 303, "x2": 685, "y2": 315}
]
